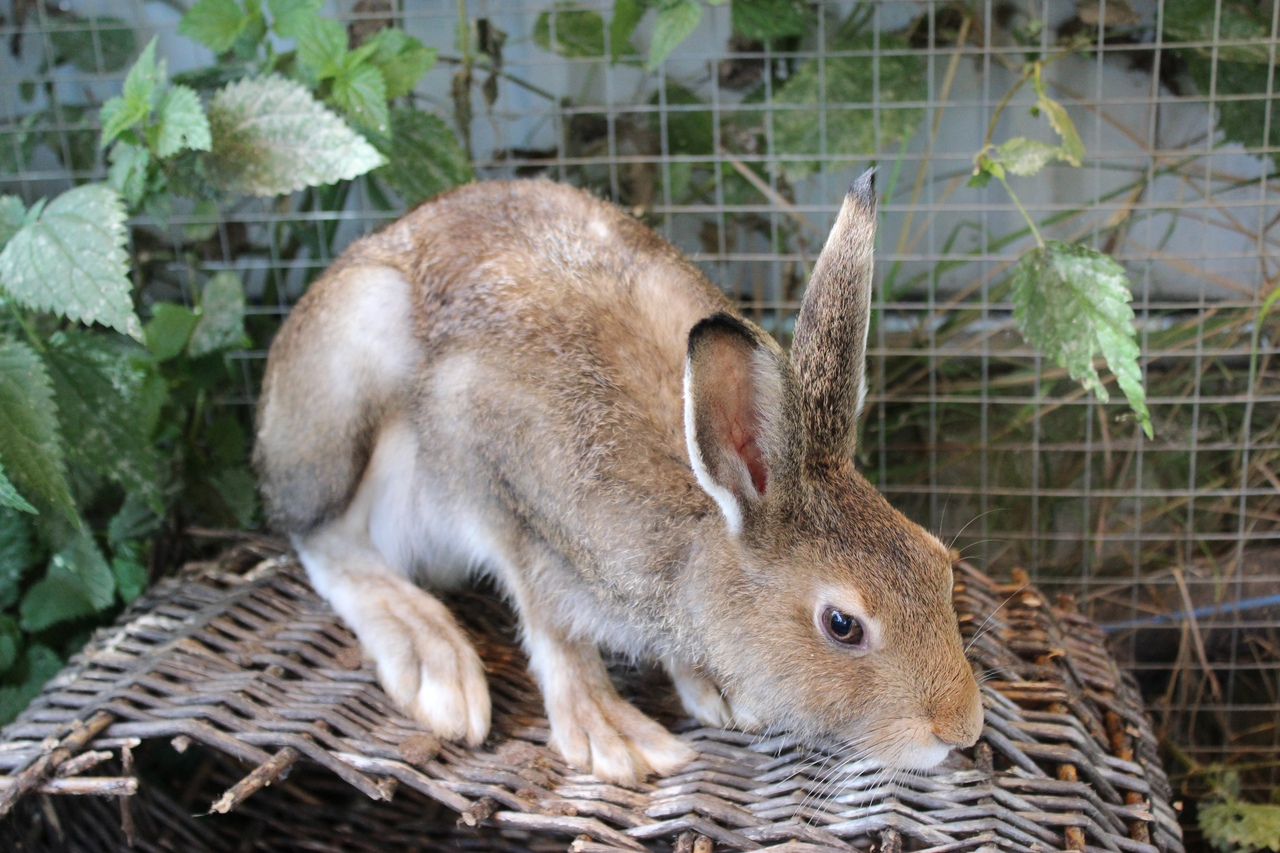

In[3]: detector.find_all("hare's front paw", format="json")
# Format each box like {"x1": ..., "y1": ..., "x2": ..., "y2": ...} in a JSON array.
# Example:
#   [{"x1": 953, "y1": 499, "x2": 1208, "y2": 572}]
[
  {"x1": 527, "y1": 632, "x2": 695, "y2": 785},
  {"x1": 339, "y1": 577, "x2": 492, "y2": 746},
  {"x1": 665, "y1": 656, "x2": 763, "y2": 732}
]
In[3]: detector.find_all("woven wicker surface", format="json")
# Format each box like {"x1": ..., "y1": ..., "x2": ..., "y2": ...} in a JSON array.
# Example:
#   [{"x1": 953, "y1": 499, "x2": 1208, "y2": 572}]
[{"x1": 0, "y1": 542, "x2": 1183, "y2": 853}]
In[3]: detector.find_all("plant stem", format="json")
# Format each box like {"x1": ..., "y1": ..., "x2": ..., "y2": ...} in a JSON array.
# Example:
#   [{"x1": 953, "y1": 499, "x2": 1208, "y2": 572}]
[{"x1": 996, "y1": 174, "x2": 1044, "y2": 248}]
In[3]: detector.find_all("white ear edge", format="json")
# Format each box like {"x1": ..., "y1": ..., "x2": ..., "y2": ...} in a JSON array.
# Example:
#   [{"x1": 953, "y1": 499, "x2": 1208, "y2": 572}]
[{"x1": 683, "y1": 361, "x2": 744, "y2": 536}]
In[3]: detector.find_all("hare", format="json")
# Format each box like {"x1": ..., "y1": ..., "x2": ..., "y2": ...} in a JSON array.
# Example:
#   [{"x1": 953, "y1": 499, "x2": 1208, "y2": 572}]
[{"x1": 254, "y1": 171, "x2": 984, "y2": 785}]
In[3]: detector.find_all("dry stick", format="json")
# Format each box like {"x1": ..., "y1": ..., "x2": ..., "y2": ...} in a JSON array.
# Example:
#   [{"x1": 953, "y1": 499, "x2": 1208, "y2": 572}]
[
  {"x1": 120, "y1": 744, "x2": 137, "y2": 848},
  {"x1": 208, "y1": 746, "x2": 301, "y2": 815},
  {"x1": 1171, "y1": 566, "x2": 1225, "y2": 704},
  {"x1": 0, "y1": 710, "x2": 114, "y2": 817},
  {"x1": 0, "y1": 776, "x2": 137, "y2": 796}
]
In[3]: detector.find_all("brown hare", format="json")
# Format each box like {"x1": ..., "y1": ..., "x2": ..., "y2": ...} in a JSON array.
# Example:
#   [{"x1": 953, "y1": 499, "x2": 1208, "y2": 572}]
[{"x1": 254, "y1": 171, "x2": 984, "y2": 785}]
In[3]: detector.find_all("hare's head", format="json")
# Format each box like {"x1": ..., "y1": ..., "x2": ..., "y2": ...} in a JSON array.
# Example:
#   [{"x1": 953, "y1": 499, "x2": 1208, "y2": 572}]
[{"x1": 683, "y1": 172, "x2": 983, "y2": 770}]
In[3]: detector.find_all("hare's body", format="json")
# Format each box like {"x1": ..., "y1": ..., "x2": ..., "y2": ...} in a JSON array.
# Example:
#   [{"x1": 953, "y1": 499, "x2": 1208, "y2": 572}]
[{"x1": 256, "y1": 178, "x2": 984, "y2": 784}]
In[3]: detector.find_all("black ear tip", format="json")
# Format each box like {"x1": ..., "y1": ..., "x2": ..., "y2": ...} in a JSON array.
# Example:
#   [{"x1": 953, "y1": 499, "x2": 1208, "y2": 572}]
[
  {"x1": 849, "y1": 168, "x2": 876, "y2": 204},
  {"x1": 688, "y1": 312, "x2": 756, "y2": 357}
]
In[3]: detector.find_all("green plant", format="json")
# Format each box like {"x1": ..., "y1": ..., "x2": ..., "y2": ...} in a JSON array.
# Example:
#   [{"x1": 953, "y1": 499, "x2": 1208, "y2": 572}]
[{"x1": 0, "y1": 0, "x2": 469, "y2": 724}]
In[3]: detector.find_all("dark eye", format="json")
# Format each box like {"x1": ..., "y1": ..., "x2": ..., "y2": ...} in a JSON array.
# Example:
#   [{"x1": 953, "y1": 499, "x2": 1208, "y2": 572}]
[{"x1": 822, "y1": 607, "x2": 866, "y2": 647}]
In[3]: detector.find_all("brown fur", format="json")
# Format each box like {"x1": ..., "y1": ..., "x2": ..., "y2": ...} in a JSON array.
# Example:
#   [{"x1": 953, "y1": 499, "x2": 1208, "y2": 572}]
[{"x1": 254, "y1": 176, "x2": 983, "y2": 783}]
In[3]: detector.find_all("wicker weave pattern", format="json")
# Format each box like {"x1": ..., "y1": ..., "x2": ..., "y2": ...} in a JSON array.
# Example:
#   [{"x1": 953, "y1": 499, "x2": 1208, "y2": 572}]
[{"x1": 0, "y1": 545, "x2": 1183, "y2": 853}]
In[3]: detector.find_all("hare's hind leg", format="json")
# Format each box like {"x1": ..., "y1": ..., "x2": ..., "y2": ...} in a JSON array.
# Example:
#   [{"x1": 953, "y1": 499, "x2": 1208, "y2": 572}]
[{"x1": 295, "y1": 424, "x2": 491, "y2": 746}]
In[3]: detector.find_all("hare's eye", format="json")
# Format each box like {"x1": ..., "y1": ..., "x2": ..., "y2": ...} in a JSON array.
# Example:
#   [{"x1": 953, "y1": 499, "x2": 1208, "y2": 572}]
[{"x1": 822, "y1": 607, "x2": 866, "y2": 647}]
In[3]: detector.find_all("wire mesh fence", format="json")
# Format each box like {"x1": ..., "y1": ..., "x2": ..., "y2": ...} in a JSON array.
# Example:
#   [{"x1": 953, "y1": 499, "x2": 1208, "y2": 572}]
[{"x1": 1, "y1": 0, "x2": 1277, "y2": 809}]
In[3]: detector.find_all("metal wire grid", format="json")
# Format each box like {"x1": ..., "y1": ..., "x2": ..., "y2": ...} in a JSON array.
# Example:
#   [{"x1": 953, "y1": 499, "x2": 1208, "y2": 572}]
[{"x1": 1, "y1": 0, "x2": 1277, "y2": 794}]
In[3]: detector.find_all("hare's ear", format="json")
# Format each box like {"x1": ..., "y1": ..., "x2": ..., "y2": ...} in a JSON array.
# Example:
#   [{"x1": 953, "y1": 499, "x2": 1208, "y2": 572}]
[
  {"x1": 790, "y1": 168, "x2": 877, "y2": 461},
  {"x1": 684, "y1": 314, "x2": 790, "y2": 535}
]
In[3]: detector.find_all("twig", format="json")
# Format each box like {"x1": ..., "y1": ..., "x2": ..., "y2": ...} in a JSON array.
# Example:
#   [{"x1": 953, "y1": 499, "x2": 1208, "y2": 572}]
[
  {"x1": 0, "y1": 710, "x2": 115, "y2": 817},
  {"x1": 208, "y1": 746, "x2": 301, "y2": 815},
  {"x1": 0, "y1": 776, "x2": 137, "y2": 796}
]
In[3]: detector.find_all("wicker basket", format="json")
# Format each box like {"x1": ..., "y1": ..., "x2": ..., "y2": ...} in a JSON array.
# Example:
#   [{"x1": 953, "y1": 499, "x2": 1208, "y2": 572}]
[{"x1": 0, "y1": 542, "x2": 1183, "y2": 853}]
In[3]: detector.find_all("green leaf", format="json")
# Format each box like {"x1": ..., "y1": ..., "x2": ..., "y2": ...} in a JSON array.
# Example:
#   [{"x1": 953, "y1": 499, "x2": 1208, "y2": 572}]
[
  {"x1": 648, "y1": 0, "x2": 702, "y2": 70},
  {"x1": 48, "y1": 16, "x2": 137, "y2": 73},
  {"x1": 731, "y1": 0, "x2": 812, "y2": 40},
  {"x1": 154, "y1": 85, "x2": 212, "y2": 158},
  {"x1": 363, "y1": 28, "x2": 437, "y2": 99},
  {"x1": 294, "y1": 14, "x2": 348, "y2": 78},
  {"x1": 0, "y1": 505, "x2": 36, "y2": 609},
  {"x1": 20, "y1": 529, "x2": 115, "y2": 631},
  {"x1": 534, "y1": 4, "x2": 607, "y2": 58},
  {"x1": 0, "y1": 183, "x2": 141, "y2": 339},
  {"x1": 99, "y1": 37, "x2": 164, "y2": 148},
  {"x1": 0, "y1": 339, "x2": 74, "y2": 520},
  {"x1": 1032, "y1": 68, "x2": 1084, "y2": 166},
  {"x1": 0, "y1": 644, "x2": 61, "y2": 724},
  {"x1": 107, "y1": 142, "x2": 151, "y2": 208},
  {"x1": 42, "y1": 331, "x2": 162, "y2": 507},
  {"x1": 1010, "y1": 241, "x2": 1152, "y2": 438},
  {"x1": 0, "y1": 616, "x2": 20, "y2": 673},
  {"x1": 146, "y1": 303, "x2": 200, "y2": 362},
  {"x1": 179, "y1": 0, "x2": 250, "y2": 54},
  {"x1": 375, "y1": 106, "x2": 473, "y2": 205},
  {"x1": 331, "y1": 63, "x2": 390, "y2": 138},
  {"x1": 0, "y1": 466, "x2": 36, "y2": 515},
  {"x1": 112, "y1": 557, "x2": 148, "y2": 604},
  {"x1": 0, "y1": 196, "x2": 25, "y2": 248},
  {"x1": 610, "y1": 0, "x2": 646, "y2": 60},
  {"x1": 995, "y1": 137, "x2": 1064, "y2": 176},
  {"x1": 188, "y1": 272, "x2": 248, "y2": 357},
  {"x1": 1200, "y1": 797, "x2": 1280, "y2": 853},
  {"x1": 207, "y1": 75, "x2": 387, "y2": 196},
  {"x1": 651, "y1": 83, "x2": 712, "y2": 155},
  {"x1": 268, "y1": 0, "x2": 323, "y2": 38}
]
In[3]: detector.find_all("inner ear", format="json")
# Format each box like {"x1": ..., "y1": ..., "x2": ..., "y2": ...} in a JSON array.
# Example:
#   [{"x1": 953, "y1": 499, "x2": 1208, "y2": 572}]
[{"x1": 684, "y1": 314, "x2": 788, "y2": 532}]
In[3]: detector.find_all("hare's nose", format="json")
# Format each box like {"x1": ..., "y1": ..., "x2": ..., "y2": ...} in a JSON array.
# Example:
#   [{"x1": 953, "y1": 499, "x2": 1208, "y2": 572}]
[{"x1": 931, "y1": 691, "x2": 984, "y2": 748}]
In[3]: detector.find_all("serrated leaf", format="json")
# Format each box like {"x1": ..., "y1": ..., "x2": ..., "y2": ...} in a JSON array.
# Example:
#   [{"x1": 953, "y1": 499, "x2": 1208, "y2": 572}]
[
  {"x1": 648, "y1": 0, "x2": 702, "y2": 70},
  {"x1": 179, "y1": 0, "x2": 250, "y2": 54},
  {"x1": 268, "y1": 0, "x2": 323, "y2": 38},
  {"x1": 1032, "y1": 68, "x2": 1084, "y2": 166},
  {"x1": 294, "y1": 14, "x2": 348, "y2": 78},
  {"x1": 20, "y1": 528, "x2": 115, "y2": 631},
  {"x1": 48, "y1": 16, "x2": 137, "y2": 73},
  {"x1": 1200, "y1": 797, "x2": 1280, "y2": 853},
  {"x1": 1011, "y1": 241, "x2": 1152, "y2": 437},
  {"x1": 146, "y1": 303, "x2": 199, "y2": 362},
  {"x1": 0, "y1": 339, "x2": 74, "y2": 520},
  {"x1": 107, "y1": 142, "x2": 150, "y2": 208},
  {"x1": 732, "y1": 0, "x2": 812, "y2": 40},
  {"x1": 188, "y1": 272, "x2": 248, "y2": 357},
  {"x1": 610, "y1": 0, "x2": 645, "y2": 60},
  {"x1": 0, "y1": 183, "x2": 141, "y2": 338},
  {"x1": 207, "y1": 75, "x2": 386, "y2": 196},
  {"x1": 0, "y1": 466, "x2": 36, "y2": 515},
  {"x1": 42, "y1": 331, "x2": 162, "y2": 507},
  {"x1": 535, "y1": 4, "x2": 607, "y2": 58},
  {"x1": 0, "y1": 506, "x2": 35, "y2": 610},
  {"x1": 108, "y1": 492, "x2": 163, "y2": 548},
  {"x1": 996, "y1": 137, "x2": 1064, "y2": 176},
  {"x1": 375, "y1": 106, "x2": 473, "y2": 205},
  {"x1": 364, "y1": 29, "x2": 437, "y2": 100},
  {"x1": 331, "y1": 63, "x2": 390, "y2": 138},
  {"x1": 0, "y1": 196, "x2": 25, "y2": 248},
  {"x1": 0, "y1": 644, "x2": 61, "y2": 724},
  {"x1": 112, "y1": 557, "x2": 148, "y2": 604},
  {"x1": 154, "y1": 85, "x2": 212, "y2": 158}
]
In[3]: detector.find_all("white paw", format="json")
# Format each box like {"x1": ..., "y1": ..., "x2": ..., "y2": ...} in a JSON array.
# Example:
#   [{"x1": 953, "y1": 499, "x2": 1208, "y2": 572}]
[
  {"x1": 665, "y1": 656, "x2": 734, "y2": 728},
  {"x1": 341, "y1": 584, "x2": 491, "y2": 746},
  {"x1": 546, "y1": 688, "x2": 696, "y2": 785}
]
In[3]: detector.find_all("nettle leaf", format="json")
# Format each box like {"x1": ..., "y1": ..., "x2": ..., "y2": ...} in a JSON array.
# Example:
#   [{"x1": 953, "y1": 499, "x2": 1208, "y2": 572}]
[
  {"x1": 0, "y1": 196, "x2": 25, "y2": 247},
  {"x1": 100, "y1": 36, "x2": 166, "y2": 149},
  {"x1": 1032, "y1": 68, "x2": 1084, "y2": 166},
  {"x1": 146, "y1": 303, "x2": 199, "y2": 362},
  {"x1": 42, "y1": 331, "x2": 162, "y2": 508},
  {"x1": 610, "y1": 0, "x2": 646, "y2": 60},
  {"x1": 154, "y1": 85, "x2": 212, "y2": 158},
  {"x1": 107, "y1": 142, "x2": 151, "y2": 208},
  {"x1": 0, "y1": 338, "x2": 75, "y2": 520},
  {"x1": 207, "y1": 75, "x2": 386, "y2": 197},
  {"x1": 294, "y1": 14, "x2": 348, "y2": 78},
  {"x1": 1011, "y1": 241, "x2": 1152, "y2": 438},
  {"x1": 364, "y1": 29, "x2": 437, "y2": 100},
  {"x1": 0, "y1": 183, "x2": 141, "y2": 339},
  {"x1": 732, "y1": 0, "x2": 813, "y2": 41},
  {"x1": 112, "y1": 556, "x2": 148, "y2": 604},
  {"x1": 649, "y1": 0, "x2": 703, "y2": 70},
  {"x1": 268, "y1": 0, "x2": 323, "y2": 39},
  {"x1": 0, "y1": 467, "x2": 36, "y2": 515},
  {"x1": 188, "y1": 272, "x2": 248, "y2": 357},
  {"x1": 331, "y1": 63, "x2": 390, "y2": 138},
  {"x1": 0, "y1": 644, "x2": 61, "y2": 724},
  {"x1": 376, "y1": 106, "x2": 473, "y2": 205},
  {"x1": 534, "y1": 4, "x2": 607, "y2": 58},
  {"x1": 1200, "y1": 797, "x2": 1280, "y2": 853},
  {"x1": 179, "y1": 0, "x2": 251, "y2": 54},
  {"x1": 20, "y1": 529, "x2": 115, "y2": 632},
  {"x1": 996, "y1": 137, "x2": 1064, "y2": 176},
  {"x1": 0, "y1": 505, "x2": 36, "y2": 609}
]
